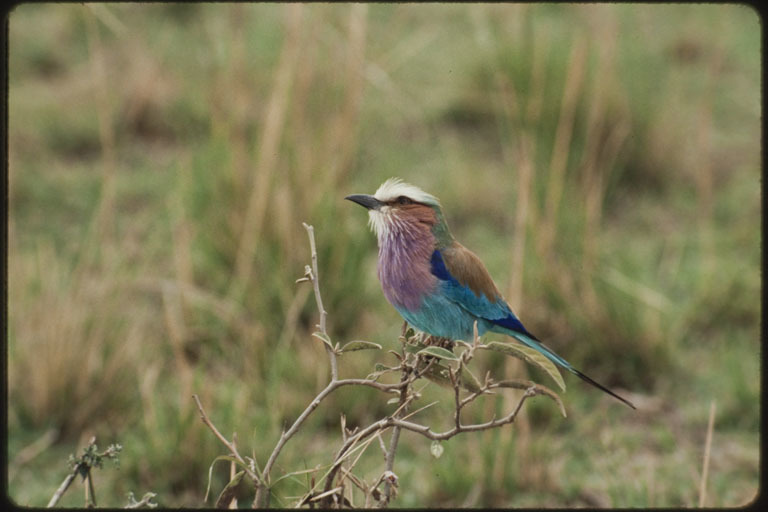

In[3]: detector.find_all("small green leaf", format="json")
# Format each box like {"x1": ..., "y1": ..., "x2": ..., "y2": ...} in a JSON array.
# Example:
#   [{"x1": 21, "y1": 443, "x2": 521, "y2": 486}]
[
  {"x1": 422, "y1": 363, "x2": 454, "y2": 388},
  {"x1": 339, "y1": 340, "x2": 382, "y2": 353},
  {"x1": 271, "y1": 467, "x2": 324, "y2": 487},
  {"x1": 496, "y1": 379, "x2": 568, "y2": 418},
  {"x1": 204, "y1": 455, "x2": 242, "y2": 503},
  {"x1": 417, "y1": 346, "x2": 460, "y2": 361},
  {"x1": 367, "y1": 363, "x2": 399, "y2": 380},
  {"x1": 420, "y1": 361, "x2": 481, "y2": 393},
  {"x1": 312, "y1": 332, "x2": 335, "y2": 352},
  {"x1": 430, "y1": 440, "x2": 444, "y2": 459},
  {"x1": 403, "y1": 338, "x2": 428, "y2": 354},
  {"x1": 459, "y1": 366, "x2": 483, "y2": 394},
  {"x1": 484, "y1": 341, "x2": 566, "y2": 392},
  {"x1": 216, "y1": 470, "x2": 245, "y2": 509}
]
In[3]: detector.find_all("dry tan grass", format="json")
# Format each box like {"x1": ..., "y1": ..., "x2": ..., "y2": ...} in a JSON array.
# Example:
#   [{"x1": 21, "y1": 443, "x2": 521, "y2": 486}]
[{"x1": 8, "y1": 239, "x2": 146, "y2": 435}]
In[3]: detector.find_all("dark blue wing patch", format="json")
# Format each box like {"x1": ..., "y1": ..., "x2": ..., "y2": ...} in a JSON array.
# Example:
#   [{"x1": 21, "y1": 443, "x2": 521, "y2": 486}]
[
  {"x1": 430, "y1": 249, "x2": 453, "y2": 281},
  {"x1": 490, "y1": 313, "x2": 539, "y2": 341}
]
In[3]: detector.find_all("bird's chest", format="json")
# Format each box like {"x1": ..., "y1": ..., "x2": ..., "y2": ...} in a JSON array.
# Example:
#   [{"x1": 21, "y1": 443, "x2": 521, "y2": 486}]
[{"x1": 377, "y1": 235, "x2": 436, "y2": 312}]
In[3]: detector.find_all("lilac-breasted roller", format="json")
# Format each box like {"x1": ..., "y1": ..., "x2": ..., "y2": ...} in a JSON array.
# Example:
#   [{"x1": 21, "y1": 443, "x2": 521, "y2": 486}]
[{"x1": 346, "y1": 178, "x2": 635, "y2": 409}]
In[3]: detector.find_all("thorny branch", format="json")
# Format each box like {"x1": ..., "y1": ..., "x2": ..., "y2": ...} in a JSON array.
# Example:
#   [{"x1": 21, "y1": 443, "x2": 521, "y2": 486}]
[
  {"x1": 381, "y1": 336, "x2": 410, "y2": 507},
  {"x1": 318, "y1": 359, "x2": 538, "y2": 507},
  {"x1": 195, "y1": 223, "x2": 555, "y2": 509}
]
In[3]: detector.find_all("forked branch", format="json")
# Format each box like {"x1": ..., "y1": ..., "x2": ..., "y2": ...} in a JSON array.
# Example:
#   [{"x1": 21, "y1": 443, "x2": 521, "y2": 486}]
[{"x1": 195, "y1": 223, "x2": 558, "y2": 509}]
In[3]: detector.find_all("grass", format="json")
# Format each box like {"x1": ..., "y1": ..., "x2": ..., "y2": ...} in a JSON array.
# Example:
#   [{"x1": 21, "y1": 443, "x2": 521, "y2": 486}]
[{"x1": 7, "y1": 3, "x2": 760, "y2": 508}]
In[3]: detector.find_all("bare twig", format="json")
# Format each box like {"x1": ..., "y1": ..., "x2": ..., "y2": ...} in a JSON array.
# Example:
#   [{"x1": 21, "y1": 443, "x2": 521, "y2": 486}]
[
  {"x1": 380, "y1": 352, "x2": 410, "y2": 507},
  {"x1": 84, "y1": 469, "x2": 97, "y2": 508},
  {"x1": 376, "y1": 433, "x2": 389, "y2": 459},
  {"x1": 229, "y1": 434, "x2": 239, "y2": 509},
  {"x1": 192, "y1": 395, "x2": 262, "y2": 489},
  {"x1": 260, "y1": 380, "x2": 338, "y2": 487},
  {"x1": 388, "y1": 385, "x2": 535, "y2": 440},
  {"x1": 321, "y1": 384, "x2": 536, "y2": 507},
  {"x1": 302, "y1": 222, "x2": 335, "y2": 379},
  {"x1": 449, "y1": 366, "x2": 462, "y2": 431},
  {"x1": 48, "y1": 468, "x2": 79, "y2": 508}
]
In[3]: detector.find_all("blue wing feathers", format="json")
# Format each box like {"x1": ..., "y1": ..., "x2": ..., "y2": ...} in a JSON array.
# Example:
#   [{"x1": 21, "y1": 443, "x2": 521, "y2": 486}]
[
  {"x1": 430, "y1": 249, "x2": 535, "y2": 336},
  {"x1": 430, "y1": 248, "x2": 572, "y2": 368},
  {"x1": 429, "y1": 249, "x2": 635, "y2": 407}
]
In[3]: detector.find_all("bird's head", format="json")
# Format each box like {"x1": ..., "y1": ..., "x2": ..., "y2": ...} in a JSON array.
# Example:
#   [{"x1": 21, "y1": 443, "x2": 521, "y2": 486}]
[{"x1": 346, "y1": 178, "x2": 452, "y2": 245}]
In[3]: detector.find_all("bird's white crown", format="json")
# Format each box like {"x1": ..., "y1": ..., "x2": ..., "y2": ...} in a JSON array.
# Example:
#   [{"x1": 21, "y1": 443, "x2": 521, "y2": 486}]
[{"x1": 373, "y1": 178, "x2": 440, "y2": 207}]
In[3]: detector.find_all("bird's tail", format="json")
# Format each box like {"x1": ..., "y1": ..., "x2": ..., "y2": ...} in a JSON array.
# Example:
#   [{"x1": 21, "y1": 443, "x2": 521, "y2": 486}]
[{"x1": 508, "y1": 332, "x2": 636, "y2": 410}]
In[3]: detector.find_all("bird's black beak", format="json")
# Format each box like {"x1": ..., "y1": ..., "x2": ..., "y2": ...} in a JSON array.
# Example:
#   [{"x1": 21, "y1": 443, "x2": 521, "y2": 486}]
[{"x1": 345, "y1": 194, "x2": 382, "y2": 210}]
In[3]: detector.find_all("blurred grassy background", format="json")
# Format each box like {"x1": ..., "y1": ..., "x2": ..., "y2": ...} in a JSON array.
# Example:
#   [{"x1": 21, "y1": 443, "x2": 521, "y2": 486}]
[{"x1": 7, "y1": 3, "x2": 760, "y2": 508}]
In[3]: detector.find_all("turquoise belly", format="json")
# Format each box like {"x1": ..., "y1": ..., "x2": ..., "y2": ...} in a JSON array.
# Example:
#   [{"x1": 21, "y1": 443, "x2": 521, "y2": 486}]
[{"x1": 394, "y1": 292, "x2": 492, "y2": 342}]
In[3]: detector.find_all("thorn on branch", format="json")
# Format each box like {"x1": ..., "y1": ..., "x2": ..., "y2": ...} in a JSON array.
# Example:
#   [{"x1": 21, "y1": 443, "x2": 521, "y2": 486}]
[{"x1": 296, "y1": 265, "x2": 314, "y2": 284}]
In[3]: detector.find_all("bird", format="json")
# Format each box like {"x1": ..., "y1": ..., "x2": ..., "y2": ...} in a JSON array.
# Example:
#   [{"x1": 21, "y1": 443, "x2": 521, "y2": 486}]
[{"x1": 346, "y1": 178, "x2": 635, "y2": 409}]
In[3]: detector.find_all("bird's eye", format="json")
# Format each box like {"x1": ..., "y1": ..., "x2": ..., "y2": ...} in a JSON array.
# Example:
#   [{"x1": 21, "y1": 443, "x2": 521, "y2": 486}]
[{"x1": 396, "y1": 196, "x2": 413, "y2": 205}]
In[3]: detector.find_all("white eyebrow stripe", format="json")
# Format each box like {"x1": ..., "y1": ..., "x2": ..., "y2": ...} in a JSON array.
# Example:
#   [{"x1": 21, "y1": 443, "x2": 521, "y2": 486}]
[{"x1": 373, "y1": 178, "x2": 440, "y2": 206}]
